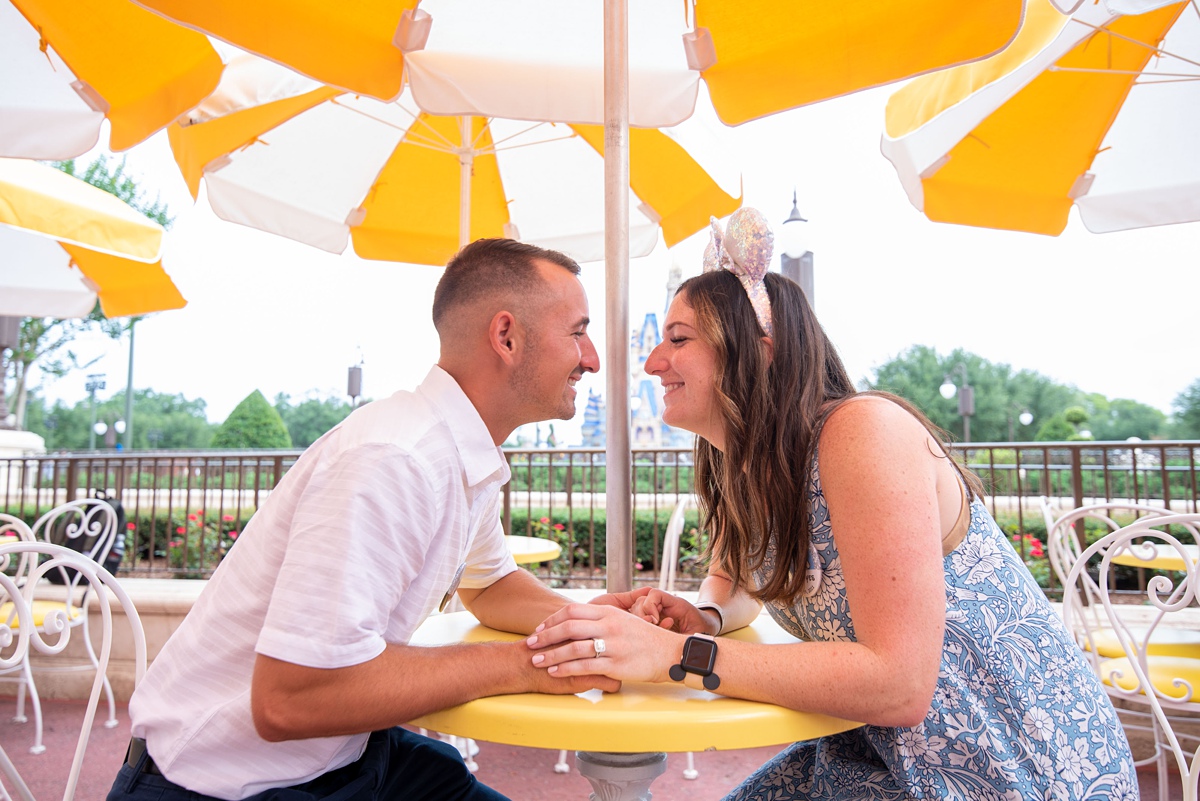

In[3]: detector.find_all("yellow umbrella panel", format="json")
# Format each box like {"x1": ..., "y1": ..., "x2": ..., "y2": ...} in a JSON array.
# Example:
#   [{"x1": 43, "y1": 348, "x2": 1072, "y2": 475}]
[{"x1": 3, "y1": 0, "x2": 223, "y2": 157}]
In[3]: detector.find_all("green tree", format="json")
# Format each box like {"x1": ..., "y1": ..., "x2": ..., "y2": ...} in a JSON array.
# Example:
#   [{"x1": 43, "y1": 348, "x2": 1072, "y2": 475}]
[
  {"x1": 4, "y1": 155, "x2": 173, "y2": 430},
  {"x1": 1171, "y1": 379, "x2": 1200, "y2": 438},
  {"x1": 1081, "y1": 393, "x2": 1166, "y2": 441},
  {"x1": 212, "y1": 390, "x2": 292, "y2": 449},
  {"x1": 1034, "y1": 414, "x2": 1077, "y2": 442},
  {"x1": 274, "y1": 393, "x2": 353, "y2": 448},
  {"x1": 23, "y1": 388, "x2": 214, "y2": 450}
]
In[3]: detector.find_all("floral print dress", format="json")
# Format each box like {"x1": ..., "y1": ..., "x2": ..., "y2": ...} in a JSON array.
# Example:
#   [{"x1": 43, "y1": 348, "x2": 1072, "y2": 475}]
[{"x1": 725, "y1": 462, "x2": 1137, "y2": 801}]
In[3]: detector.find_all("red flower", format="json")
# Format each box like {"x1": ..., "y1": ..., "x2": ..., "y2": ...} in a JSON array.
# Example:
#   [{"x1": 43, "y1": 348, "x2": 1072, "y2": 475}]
[
  {"x1": 540, "y1": 517, "x2": 550, "y2": 524},
  {"x1": 126, "y1": 522, "x2": 136, "y2": 530},
  {"x1": 222, "y1": 514, "x2": 235, "y2": 522},
  {"x1": 229, "y1": 531, "x2": 239, "y2": 540},
  {"x1": 553, "y1": 523, "x2": 565, "y2": 531},
  {"x1": 168, "y1": 540, "x2": 182, "y2": 548},
  {"x1": 195, "y1": 509, "x2": 204, "y2": 515},
  {"x1": 187, "y1": 514, "x2": 197, "y2": 522},
  {"x1": 175, "y1": 526, "x2": 186, "y2": 535}
]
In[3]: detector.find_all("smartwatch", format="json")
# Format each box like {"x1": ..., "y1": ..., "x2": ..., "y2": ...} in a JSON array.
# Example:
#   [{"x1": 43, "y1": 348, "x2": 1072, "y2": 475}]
[{"x1": 669, "y1": 633, "x2": 721, "y2": 690}]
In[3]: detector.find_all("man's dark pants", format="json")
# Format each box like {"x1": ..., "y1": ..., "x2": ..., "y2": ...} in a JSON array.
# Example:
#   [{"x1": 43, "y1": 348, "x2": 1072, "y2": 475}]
[{"x1": 107, "y1": 727, "x2": 509, "y2": 801}]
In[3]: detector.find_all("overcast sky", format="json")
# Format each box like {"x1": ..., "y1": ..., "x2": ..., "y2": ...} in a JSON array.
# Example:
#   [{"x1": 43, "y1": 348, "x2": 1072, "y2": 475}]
[{"x1": 36, "y1": 83, "x2": 1200, "y2": 445}]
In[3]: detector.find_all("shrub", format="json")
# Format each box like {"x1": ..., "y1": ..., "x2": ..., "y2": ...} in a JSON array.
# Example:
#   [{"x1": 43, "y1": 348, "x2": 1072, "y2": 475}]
[{"x1": 212, "y1": 390, "x2": 292, "y2": 449}]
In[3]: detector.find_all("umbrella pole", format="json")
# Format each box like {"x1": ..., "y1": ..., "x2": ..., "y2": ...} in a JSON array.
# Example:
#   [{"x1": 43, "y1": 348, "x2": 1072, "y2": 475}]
[
  {"x1": 459, "y1": 116, "x2": 473, "y2": 248},
  {"x1": 603, "y1": 0, "x2": 632, "y2": 593}
]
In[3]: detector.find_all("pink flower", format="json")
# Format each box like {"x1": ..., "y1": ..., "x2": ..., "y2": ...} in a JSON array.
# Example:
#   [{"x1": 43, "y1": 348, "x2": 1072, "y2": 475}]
[
  {"x1": 187, "y1": 514, "x2": 197, "y2": 522},
  {"x1": 553, "y1": 523, "x2": 565, "y2": 531},
  {"x1": 126, "y1": 522, "x2": 136, "y2": 530},
  {"x1": 229, "y1": 531, "x2": 239, "y2": 540},
  {"x1": 175, "y1": 526, "x2": 186, "y2": 535},
  {"x1": 195, "y1": 509, "x2": 204, "y2": 515},
  {"x1": 222, "y1": 514, "x2": 235, "y2": 522},
  {"x1": 540, "y1": 517, "x2": 550, "y2": 524},
  {"x1": 168, "y1": 540, "x2": 182, "y2": 548}
]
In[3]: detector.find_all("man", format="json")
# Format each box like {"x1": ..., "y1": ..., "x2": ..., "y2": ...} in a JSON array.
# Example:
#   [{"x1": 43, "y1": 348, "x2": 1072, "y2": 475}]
[{"x1": 108, "y1": 239, "x2": 609, "y2": 801}]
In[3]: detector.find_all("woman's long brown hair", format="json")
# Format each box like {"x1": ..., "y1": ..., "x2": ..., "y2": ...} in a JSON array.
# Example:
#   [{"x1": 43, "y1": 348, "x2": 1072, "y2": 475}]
[{"x1": 681, "y1": 270, "x2": 981, "y2": 606}]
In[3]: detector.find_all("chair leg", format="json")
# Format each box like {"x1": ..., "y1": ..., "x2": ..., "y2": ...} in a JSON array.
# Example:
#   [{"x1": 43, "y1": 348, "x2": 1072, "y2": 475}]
[
  {"x1": 12, "y1": 678, "x2": 26, "y2": 724},
  {"x1": 80, "y1": 618, "x2": 119, "y2": 728},
  {"x1": 18, "y1": 661, "x2": 43, "y2": 755},
  {"x1": 682, "y1": 751, "x2": 698, "y2": 780},
  {"x1": 554, "y1": 749, "x2": 570, "y2": 773}
]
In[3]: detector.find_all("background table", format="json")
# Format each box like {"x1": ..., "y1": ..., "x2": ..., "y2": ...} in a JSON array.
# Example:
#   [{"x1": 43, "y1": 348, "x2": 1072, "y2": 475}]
[
  {"x1": 505, "y1": 535, "x2": 561, "y2": 565},
  {"x1": 410, "y1": 608, "x2": 860, "y2": 800},
  {"x1": 1110, "y1": 542, "x2": 1199, "y2": 572}
]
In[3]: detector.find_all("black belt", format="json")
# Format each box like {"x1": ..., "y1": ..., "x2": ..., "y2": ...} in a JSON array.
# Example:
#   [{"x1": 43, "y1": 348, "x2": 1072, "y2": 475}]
[{"x1": 124, "y1": 737, "x2": 163, "y2": 776}]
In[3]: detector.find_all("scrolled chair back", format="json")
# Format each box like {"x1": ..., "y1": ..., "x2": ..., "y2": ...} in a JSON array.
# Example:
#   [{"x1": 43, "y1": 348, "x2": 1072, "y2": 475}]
[
  {"x1": 1063, "y1": 513, "x2": 1200, "y2": 798},
  {"x1": 0, "y1": 540, "x2": 147, "y2": 801}
]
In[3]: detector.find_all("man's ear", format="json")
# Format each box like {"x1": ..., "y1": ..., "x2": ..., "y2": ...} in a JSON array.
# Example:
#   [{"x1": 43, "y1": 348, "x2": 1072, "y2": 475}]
[{"x1": 489, "y1": 310, "x2": 520, "y2": 364}]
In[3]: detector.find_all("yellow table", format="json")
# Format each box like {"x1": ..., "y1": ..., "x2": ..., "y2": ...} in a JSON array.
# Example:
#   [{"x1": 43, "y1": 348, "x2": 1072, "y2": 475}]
[
  {"x1": 505, "y1": 535, "x2": 562, "y2": 565},
  {"x1": 410, "y1": 610, "x2": 861, "y2": 800},
  {"x1": 1110, "y1": 542, "x2": 1199, "y2": 572}
]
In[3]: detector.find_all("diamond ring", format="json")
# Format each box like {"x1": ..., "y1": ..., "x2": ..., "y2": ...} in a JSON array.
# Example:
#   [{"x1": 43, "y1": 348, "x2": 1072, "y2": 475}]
[{"x1": 592, "y1": 638, "x2": 607, "y2": 657}]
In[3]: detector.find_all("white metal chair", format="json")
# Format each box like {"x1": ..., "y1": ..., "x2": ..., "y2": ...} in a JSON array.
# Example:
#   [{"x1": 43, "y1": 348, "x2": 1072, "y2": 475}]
[
  {"x1": 0, "y1": 540, "x2": 147, "y2": 801},
  {"x1": 6, "y1": 500, "x2": 121, "y2": 754},
  {"x1": 1063, "y1": 512, "x2": 1200, "y2": 801},
  {"x1": 554, "y1": 494, "x2": 701, "y2": 779}
]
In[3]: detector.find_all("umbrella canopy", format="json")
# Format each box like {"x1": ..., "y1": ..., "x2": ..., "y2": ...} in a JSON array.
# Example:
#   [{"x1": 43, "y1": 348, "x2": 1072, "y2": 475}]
[
  {"x1": 0, "y1": 0, "x2": 223, "y2": 158},
  {"x1": 0, "y1": 158, "x2": 185, "y2": 317},
  {"x1": 132, "y1": 0, "x2": 1026, "y2": 127},
  {"x1": 881, "y1": 0, "x2": 1199, "y2": 235},
  {"x1": 166, "y1": 67, "x2": 741, "y2": 267}
]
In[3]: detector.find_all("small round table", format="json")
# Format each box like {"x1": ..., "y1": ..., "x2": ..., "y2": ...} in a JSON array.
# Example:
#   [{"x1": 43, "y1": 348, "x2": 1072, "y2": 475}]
[
  {"x1": 505, "y1": 535, "x2": 562, "y2": 565},
  {"x1": 1110, "y1": 542, "x2": 1199, "y2": 572},
  {"x1": 410, "y1": 610, "x2": 861, "y2": 800}
]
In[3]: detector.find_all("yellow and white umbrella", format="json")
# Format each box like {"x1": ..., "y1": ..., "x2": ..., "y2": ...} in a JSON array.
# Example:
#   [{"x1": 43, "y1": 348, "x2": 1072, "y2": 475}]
[
  {"x1": 132, "y1": 0, "x2": 1026, "y2": 127},
  {"x1": 881, "y1": 0, "x2": 1199, "y2": 235},
  {"x1": 166, "y1": 62, "x2": 741, "y2": 267},
  {"x1": 0, "y1": 158, "x2": 185, "y2": 317},
  {"x1": 0, "y1": 0, "x2": 223, "y2": 158}
]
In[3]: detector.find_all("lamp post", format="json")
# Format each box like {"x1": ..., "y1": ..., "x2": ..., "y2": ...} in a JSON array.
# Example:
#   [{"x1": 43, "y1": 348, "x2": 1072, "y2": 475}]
[
  {"x1": 86, "y1": 373, "x2": 107, "y2": 449},
  {"x1": 1007, "y1": 408, "x2": 1034, "y2": 442},
  {"x1": 0, "y1": 316, "x2": 18, "y2": 430},
  {"x1": 779, "y1": 190, "x2": 814, "y2": 307},
  {"x1": 939, "y1": 363, "x2": 975, "y2": 442},
  {"x1": 93, "y1": 418, "x2": 125, "y2": 449},
  {"x1": 347, "y1": 362, "x2": 363, "y2": 408}
]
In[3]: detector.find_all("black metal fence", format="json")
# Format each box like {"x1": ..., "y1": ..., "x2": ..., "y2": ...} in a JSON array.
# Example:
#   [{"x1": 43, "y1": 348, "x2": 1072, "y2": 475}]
[{"x1": 2, "y1": 441, "x2": 1198, "y2": 585}]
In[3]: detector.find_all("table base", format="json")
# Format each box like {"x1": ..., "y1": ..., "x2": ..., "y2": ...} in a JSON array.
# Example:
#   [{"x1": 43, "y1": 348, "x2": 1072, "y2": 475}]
[{"x1": 575, "y1": 751, "x2": 667, "y2": 801}]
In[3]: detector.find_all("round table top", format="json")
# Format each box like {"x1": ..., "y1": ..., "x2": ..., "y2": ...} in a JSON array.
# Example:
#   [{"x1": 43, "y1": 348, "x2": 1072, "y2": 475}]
[
  {"x1": 505, "y1": 535, "x2": 562, "y2": 564},
  {"x1": 409, "y1": 610, "x2": 861, "y2": 753},
  {"x1": 1110, "y1": 542, "x2": 1199, "y2": 572}
]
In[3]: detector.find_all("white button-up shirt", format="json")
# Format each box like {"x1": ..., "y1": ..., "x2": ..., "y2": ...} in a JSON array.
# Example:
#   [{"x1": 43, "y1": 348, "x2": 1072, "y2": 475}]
[{"x1": 130, "y1": 366, "x2": 518, "y2": 800}]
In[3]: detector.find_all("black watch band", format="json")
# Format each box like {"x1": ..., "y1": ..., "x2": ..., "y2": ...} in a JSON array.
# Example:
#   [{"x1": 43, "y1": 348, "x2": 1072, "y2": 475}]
[{"x1": 668, "y1": 633, "x2": 720, "y2": 690}]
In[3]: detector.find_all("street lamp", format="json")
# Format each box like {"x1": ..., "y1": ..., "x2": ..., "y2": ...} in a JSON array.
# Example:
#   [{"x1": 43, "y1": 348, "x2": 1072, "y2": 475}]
[
  {"x1": 1007, "y1": 408, "x2": 1035, "y2": 442},
  {"x1": 86, "y1": 373, "x2": 107, "y2": 449},
  {"x1": 779, "y1": 190, "x2": 814, "y2": 307},
  {"x1": 93, "y1": 419, "x2": 126, "y2": 449},
  {"x1": 939, "y1": 363, "x2": 975, "y2": 442}
]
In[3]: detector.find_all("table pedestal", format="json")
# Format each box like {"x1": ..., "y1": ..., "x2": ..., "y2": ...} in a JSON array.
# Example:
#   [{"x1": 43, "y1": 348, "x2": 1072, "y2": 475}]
[{"x1": 575, "y1": 751, "x2": 666, "y2": 801}]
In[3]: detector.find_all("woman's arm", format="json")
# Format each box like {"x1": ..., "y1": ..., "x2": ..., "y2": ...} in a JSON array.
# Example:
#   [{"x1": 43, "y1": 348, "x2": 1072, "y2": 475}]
[{"x1": 529, "y1": 398, "x2": 948, "y2": 728}]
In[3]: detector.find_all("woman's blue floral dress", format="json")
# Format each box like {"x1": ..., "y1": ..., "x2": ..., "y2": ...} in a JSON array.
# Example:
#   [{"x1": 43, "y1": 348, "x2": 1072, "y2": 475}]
[{"x1": 725, "y1": 462, "x2": 1137, "y2": 801}]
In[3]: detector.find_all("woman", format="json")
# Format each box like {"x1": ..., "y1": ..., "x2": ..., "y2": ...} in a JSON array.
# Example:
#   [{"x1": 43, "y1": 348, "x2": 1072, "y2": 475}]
[{"x1": 527, "y1": 209, "x2": 1137, "y2": 800}]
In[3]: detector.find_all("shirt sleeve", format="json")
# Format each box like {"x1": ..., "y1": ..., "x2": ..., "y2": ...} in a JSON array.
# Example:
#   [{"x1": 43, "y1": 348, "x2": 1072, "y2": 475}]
[
  {"x1": 459, "y1": 489, "x2": 518, "y2": 589},
  {"x1": 256, "y1": 443, "x2": 441, "y2": 669}
]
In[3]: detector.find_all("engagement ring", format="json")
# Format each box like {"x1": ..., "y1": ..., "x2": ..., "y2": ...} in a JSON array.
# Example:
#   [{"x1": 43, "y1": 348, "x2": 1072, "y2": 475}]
[{"x1": 592, "y1": 638, "x2": 607, "y2": 657}]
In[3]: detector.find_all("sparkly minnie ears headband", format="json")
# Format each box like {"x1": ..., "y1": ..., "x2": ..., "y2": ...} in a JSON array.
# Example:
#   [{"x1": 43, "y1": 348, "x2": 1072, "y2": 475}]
[{"x1": 702, "y1": 207, "x2": 775, "y2": 337}]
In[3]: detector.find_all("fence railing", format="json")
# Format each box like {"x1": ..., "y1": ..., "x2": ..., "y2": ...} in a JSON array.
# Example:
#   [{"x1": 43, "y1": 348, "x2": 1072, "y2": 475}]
[{"x1": 2, "y1": 441, "x2": 1198, "y2": 587}]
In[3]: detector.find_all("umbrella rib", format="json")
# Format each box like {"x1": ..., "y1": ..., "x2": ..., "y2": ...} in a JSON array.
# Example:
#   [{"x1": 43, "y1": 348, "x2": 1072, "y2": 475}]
[
  {"x1": 1072, "y1": 17, "x2": 1200, "y2": 70},
  {"x1": 1048, "y1": 66, "x2": 1199, "y2": 80},
  {"x1": 328, "y1": 96, "x2": 460, "y2": 152}
]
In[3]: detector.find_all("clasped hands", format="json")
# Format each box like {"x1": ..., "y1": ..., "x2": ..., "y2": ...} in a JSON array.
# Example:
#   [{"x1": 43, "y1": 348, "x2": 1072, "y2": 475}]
[{"x1": 525, "y1": 587, "x2": 713, "y2": 684}]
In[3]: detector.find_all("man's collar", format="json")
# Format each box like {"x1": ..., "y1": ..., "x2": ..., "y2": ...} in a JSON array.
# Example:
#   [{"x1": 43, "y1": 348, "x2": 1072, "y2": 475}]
[{"x1": 417, "y1": 366, "x2": 509, "y2": 487}]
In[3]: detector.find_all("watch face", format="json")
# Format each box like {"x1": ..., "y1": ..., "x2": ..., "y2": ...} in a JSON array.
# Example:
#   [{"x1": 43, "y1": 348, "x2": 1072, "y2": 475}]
[{"x1": 682, "y1": 637, "x2": 717, "y2": 673}]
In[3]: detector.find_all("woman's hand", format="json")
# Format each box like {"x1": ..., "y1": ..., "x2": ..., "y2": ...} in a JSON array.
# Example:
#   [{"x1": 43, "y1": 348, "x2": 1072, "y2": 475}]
[{"x1": 526, "y1": 603, "x2": 680, "y2": 683}]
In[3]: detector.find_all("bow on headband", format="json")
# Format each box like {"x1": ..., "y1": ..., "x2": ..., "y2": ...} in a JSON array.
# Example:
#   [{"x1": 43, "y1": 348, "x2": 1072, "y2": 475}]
[{"x1": 702, "y1": 208, "x2": 775, "y2": 337}]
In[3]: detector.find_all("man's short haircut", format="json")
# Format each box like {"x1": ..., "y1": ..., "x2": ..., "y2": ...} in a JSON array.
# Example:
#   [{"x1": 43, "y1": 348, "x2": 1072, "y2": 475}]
[{"x1": 432, "y1": 238, "x2": 581, "y2": 331}]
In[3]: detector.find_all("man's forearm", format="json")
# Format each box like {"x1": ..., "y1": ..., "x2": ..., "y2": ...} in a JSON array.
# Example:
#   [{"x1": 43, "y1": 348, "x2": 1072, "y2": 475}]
[{"x1": 459, "y1": 568, "x2": 572, "y2": 633}]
